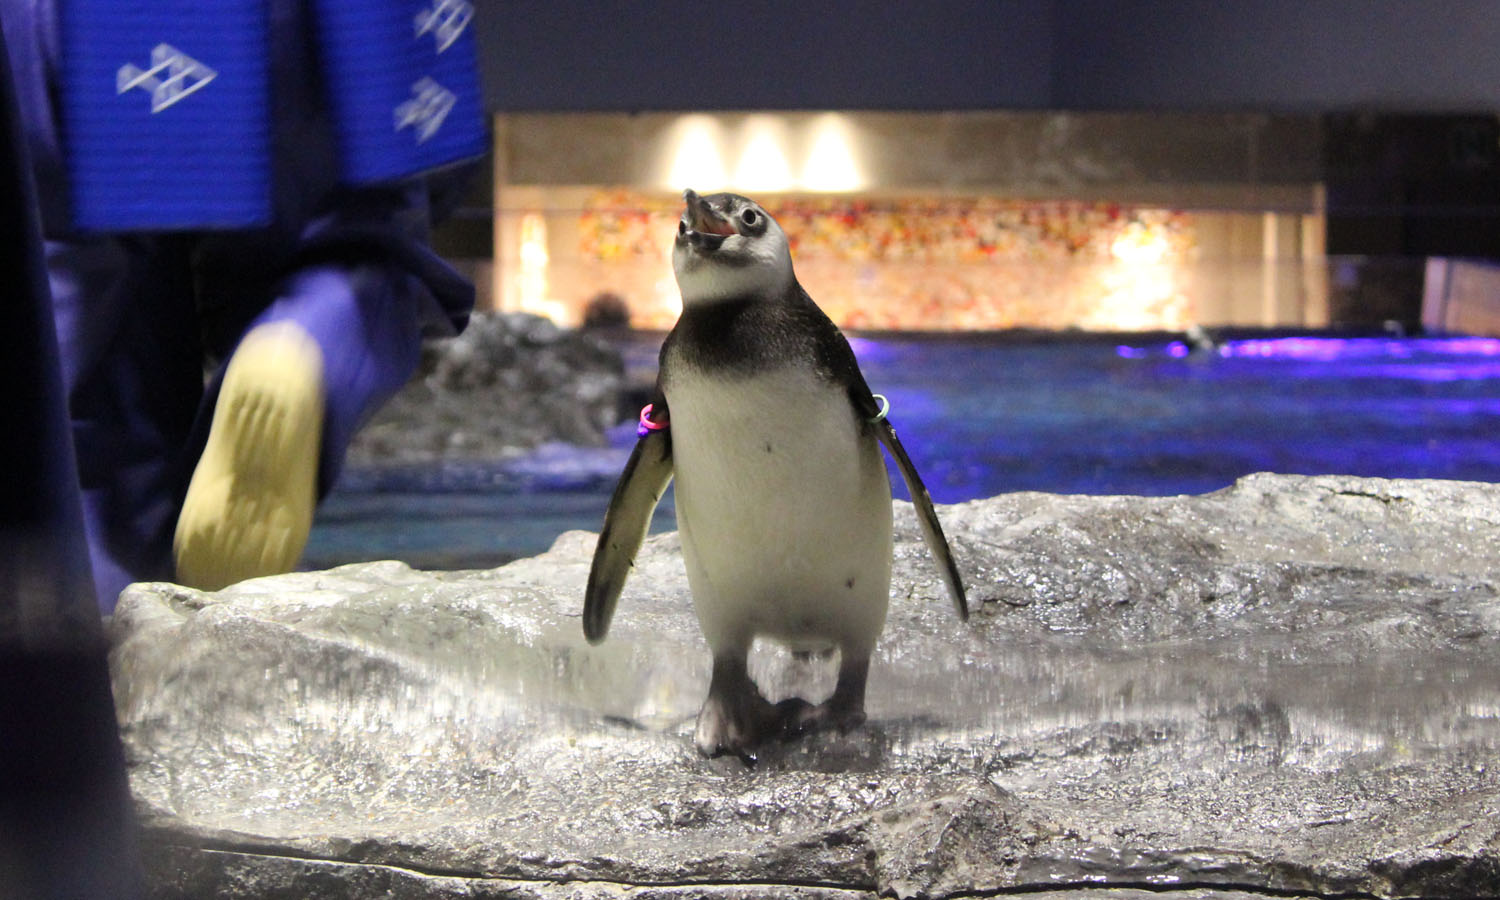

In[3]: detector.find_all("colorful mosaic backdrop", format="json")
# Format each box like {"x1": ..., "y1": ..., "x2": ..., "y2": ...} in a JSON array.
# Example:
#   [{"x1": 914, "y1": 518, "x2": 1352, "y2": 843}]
[{"x1": 573, "y1": 190, "x2": 1199, "y2": 330}]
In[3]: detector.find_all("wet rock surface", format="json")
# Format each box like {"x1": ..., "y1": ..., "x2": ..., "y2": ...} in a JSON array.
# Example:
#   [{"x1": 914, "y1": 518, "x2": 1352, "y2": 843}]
[
  {"x1": 110, "y1": 474, "x2": 1500, "y2": 899},
  {"x1": 347, "y1": 313, "x2": 629, "y2": 464}
]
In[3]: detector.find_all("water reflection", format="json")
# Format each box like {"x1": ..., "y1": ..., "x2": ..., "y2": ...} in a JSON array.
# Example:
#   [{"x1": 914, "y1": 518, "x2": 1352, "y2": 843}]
[{"x1": 310, "y1": 334, "x2": 1500, "y2": 571}]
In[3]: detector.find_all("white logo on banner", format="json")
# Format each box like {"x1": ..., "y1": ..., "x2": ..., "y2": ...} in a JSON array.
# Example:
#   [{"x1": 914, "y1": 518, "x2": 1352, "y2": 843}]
[
  {"x1": 414, "y1": 0, "x2": 473, "y2": 53},
  {"x1": 394, "y1": 77, "x2": 455, "y2": 143},
  {"x1": 117, "y1": 44, "x2": 216, "y2": 113}
]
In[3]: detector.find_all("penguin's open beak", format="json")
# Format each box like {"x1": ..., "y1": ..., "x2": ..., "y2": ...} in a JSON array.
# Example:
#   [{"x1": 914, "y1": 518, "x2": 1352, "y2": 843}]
[{"x1": 681, "y1": 189, "x2": 736, "y2": 250}]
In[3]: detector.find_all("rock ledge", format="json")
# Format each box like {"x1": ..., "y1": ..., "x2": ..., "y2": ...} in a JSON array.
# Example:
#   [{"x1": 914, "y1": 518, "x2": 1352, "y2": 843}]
[{"x1": 111, "y1": 474, "x2": 1500, "y2": 899}]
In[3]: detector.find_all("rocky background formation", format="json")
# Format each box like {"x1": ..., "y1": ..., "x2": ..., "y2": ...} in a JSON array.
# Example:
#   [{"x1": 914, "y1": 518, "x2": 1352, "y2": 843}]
[
  {"x1": 110, "y1": 474, "x2": 1500, "y2": 899},
  {"x1": 347, "y1": 313, "x2": 632, "y2": 464}
]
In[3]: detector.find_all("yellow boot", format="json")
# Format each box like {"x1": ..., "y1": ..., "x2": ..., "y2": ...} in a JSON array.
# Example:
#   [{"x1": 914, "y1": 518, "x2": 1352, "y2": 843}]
[{"x1": 174, "y1": 321, "x2": 324, "y2": 591}]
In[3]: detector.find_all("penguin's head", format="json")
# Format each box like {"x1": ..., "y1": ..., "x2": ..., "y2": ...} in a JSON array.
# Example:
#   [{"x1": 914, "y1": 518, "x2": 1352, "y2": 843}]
[{"x1": 672, "y1": 190, "x2": 794, "y2": 305}]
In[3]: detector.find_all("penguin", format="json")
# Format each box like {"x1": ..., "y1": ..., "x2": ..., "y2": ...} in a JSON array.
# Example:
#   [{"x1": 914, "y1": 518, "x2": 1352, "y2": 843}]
[{"x1": 584, "y1": 190, "x2": 967, "y2": 759}]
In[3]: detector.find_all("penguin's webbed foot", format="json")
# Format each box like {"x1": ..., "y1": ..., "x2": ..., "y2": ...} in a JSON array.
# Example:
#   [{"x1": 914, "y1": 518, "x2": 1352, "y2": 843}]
[
  {"x1": 777, "y1": 653, "x2": 871, "y2": 740},
  {"x1": 777, "y1": 696, "x2": 868, "y2": 739},
  {"x1": 694, "y1": 691, "x2": 781, "y2": 761},
  {"x1": 695, "y1": 657, "x2": 781, "y2": 761}
]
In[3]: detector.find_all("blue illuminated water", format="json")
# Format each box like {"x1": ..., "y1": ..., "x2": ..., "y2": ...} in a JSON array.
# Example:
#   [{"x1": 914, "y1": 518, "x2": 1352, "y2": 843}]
[{"x1": 305, "y1": 334, "x2": 1500, "y2": 570}]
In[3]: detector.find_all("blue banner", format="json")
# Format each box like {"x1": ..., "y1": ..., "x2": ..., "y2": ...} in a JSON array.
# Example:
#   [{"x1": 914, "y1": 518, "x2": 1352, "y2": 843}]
[
  {"x1": 59, "y1": 1, "x2": 272, "y2": 230},
  {"x1": 58, "y1": 1, "x2": 486, "y2": 231},
  {"x1": 312, "y1": 0, "x2": 486, "y2": 184}
]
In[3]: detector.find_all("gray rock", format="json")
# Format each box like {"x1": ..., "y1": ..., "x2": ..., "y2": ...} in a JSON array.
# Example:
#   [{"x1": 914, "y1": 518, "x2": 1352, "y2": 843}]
[
  {"x1": 110, "y1": 474, "x2": 1500, "y2": 899},
  {"x1": 348, "y1": 312, "x2": 628, "y2": 464}
]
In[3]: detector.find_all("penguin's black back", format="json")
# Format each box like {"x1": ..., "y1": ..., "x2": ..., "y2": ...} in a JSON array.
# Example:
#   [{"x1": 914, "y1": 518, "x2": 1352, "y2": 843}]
[{"x1": 660, "y1": 281, "x2": 865, "y2": 392}]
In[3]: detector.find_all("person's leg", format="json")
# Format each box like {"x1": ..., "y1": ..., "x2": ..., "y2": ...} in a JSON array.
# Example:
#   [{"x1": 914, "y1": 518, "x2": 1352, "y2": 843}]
[
  {"x1": 49, "y1": 236, "x2": 205, "y2": 609},
  {"x1": 0, "y1": 23, "x2": 143, "y2": 895},
  {"x1": 174, "y1": 264, "x2": 423, "y2": 590},
  {"x1": 259, "y1": 266, "x2": 425, "y2": 493}
]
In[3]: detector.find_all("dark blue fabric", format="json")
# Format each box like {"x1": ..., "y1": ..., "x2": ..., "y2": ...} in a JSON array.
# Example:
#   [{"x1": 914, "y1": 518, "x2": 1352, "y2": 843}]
[
  {"x1": 59, "y1": 1, "x2": 272, "y2": 229},
  {"x1": 46, "y1": 236, "x2": 207, "y2": 606},
  {"x1": 253, "y1": 266, "x2": 426, "y2": 492},
  {"x1": 0, "y1": 2, "x2": 99, "y2": 649},
  {"x1": 0, "y1": 15, "x2": 145, "y2": 895}
]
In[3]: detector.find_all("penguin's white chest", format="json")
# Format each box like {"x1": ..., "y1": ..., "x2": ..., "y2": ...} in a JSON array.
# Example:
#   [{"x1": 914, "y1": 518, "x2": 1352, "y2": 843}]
[{"x1": 666, "y1": 367, "x2": 893, "y2": 653}]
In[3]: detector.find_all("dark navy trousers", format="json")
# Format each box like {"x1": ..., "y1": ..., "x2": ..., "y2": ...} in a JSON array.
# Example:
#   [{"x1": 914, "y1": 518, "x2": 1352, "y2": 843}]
[{"x1": 0, "y1": 12, "x2": 144, "y2": 897}]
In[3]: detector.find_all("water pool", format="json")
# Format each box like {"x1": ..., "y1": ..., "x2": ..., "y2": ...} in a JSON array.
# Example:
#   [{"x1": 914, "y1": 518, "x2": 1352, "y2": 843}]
[{"x1": 305, "y1": 333, "x2": 1500, "y2": 570}]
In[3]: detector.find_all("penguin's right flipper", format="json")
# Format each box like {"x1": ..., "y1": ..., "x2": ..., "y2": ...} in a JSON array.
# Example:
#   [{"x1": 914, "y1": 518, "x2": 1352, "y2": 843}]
[
  {"x1": 873, "y1": 418, "x2": 969, "y2": 622},
  {"x1": 827, "y1": 328, "x2": 968, "y2": 623},
  {"x1": 584, "y1": 429, "x2": 674, "y2": 643}
]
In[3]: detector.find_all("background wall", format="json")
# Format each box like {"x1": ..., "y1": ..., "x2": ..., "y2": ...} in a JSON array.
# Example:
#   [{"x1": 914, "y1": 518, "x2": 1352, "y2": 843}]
[
  {"x1": 477, "y1": 1, "x2": 1500, "y2": 114},
  {"x1": 463, "y1": 2, "x2": 1500, "y2": 327}
]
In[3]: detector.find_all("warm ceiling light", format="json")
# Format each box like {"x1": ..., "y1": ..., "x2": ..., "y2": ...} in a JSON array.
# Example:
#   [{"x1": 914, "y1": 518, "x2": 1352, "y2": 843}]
[
  {"x1": 732, "y1": 115, "x2": 793, "y2": 192},
  {"x1": 665, "y1": 115, "x2": 728, "y2": 191},
  {"x1": 801, "y1": 114, "x2": 864, "y2": 191}
]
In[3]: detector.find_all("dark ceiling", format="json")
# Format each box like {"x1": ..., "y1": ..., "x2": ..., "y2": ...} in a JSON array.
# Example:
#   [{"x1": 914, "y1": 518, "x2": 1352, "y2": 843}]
[{"x1": 475, "y1": 0, "x2": 1500, "y2": 114}]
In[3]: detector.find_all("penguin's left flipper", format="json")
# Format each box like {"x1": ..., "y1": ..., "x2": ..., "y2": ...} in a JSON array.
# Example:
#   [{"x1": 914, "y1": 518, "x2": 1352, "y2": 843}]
[
  {"x1": 866, "y1": 407, "x2": 969, "y2": 621},
  {"x1": 584, "y1": 429, "x2": 674, "y2": 643}
]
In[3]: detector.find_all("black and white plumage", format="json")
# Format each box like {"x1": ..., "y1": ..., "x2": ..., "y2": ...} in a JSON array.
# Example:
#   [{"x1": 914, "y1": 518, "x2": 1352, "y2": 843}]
[{"x1": 585, "y1": 190, "x2": 966, "y2": 759}]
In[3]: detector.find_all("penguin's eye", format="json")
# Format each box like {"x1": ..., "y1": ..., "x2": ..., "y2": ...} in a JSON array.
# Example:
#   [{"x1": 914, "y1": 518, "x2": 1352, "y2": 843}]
[{"x1": 740, "y1": 209, "x2": 760, "y2": 227}]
